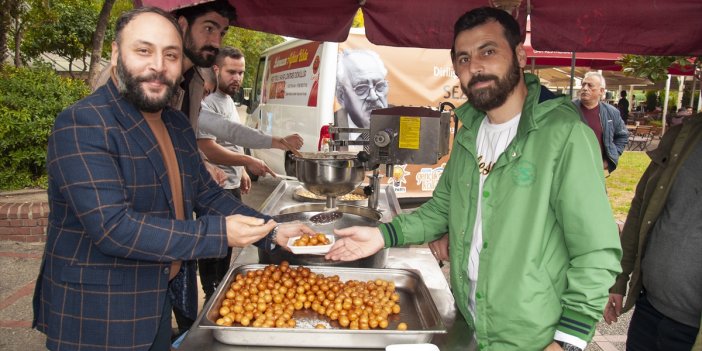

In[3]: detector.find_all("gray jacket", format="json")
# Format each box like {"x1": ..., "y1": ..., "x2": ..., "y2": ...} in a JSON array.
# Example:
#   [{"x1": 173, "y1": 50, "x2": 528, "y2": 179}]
[{"x1": 573, "y1": 100, "x2": 629, "y2": 172}]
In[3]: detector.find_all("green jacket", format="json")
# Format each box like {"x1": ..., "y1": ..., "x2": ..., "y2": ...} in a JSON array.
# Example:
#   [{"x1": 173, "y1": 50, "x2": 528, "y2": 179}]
[
  {"x1": 612, "y1": 114, "x2": 702, "y2": 350},
  {"x1": 380, "y1": 74, "x2": 622, "y2": 350}
]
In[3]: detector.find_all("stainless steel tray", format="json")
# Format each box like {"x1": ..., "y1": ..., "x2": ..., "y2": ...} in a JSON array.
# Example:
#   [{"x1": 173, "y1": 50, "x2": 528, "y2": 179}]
[{"x1": 197, "y1": 264, "x2": 446, "y2": 349}]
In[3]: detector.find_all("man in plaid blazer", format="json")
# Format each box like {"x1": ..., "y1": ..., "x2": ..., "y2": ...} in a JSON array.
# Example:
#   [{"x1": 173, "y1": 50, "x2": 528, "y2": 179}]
[{"x1": 32, "y1": 7, "x2": 313, "y2": 351}]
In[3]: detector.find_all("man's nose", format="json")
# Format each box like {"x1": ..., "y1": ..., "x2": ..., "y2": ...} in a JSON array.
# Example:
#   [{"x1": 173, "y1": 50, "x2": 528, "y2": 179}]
[
  {"x1": 149, "y1": 53, "x2": 165, "y2": 72},
  {"x1": 367, "y1": 87, "x2": 379, "y2": 100},
  {"x1": 468, "y1": 58, "x2": 483, "y2": 75},
  {"x1": 210, "y1": 33, "x2": 223, "y2": 49}
]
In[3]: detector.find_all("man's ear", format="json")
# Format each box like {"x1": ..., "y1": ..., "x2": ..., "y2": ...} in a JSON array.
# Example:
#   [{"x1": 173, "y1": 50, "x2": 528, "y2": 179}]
[
  {"x1": 110, "y1": 42, "x2": 119, "y2": 67},
  {"x1": 178, "y1": 15, "x2": 188, "y2": 33},
  {"x1": 515, "y1": 43, "x2": 527, "y2": 68}
]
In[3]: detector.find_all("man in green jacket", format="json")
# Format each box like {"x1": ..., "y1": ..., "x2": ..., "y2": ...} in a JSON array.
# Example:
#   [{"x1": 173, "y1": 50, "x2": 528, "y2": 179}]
[
  {"x1": 605, "y1": 113, "x2": 702, "y2": 351},
  {"x1": 326, "y1": 7, "x2": 622, "y2": 351}
]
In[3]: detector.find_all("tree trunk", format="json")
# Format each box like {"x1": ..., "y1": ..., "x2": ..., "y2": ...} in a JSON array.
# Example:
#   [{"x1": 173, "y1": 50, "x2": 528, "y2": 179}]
[
  {"x1": 13, "y1": 20, "x2": 22, "y2": 67},
  {"x1": 88, "y1": 0, "x2": 116, "y2": 86},
  {"x1": 0, "y1": 0, "x2": 19, "y2": 67}
]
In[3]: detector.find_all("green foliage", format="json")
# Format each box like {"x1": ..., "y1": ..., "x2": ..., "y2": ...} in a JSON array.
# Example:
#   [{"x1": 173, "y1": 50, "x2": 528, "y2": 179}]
[
  {"x1": 0, "y1": 65, "x2": 89, "y2": 190},
  {"x1": 352, "y1": 9, "x2": 364, "y2": 28},
  {"x1": 222, "y1": 27, "x2": 284, "y2": 89},
  {"x1": 618, "y1": 55, "x2": 691, "y2": 82},
  {"x1": 15, "y1": 0, "x2": 127, "y2": 75}
]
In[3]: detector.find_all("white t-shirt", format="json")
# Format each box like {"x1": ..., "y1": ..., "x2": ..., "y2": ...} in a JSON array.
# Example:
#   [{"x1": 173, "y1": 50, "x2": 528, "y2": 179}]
[{"x1": 468, "y1": 113, "x2": 521, "y2": 318}]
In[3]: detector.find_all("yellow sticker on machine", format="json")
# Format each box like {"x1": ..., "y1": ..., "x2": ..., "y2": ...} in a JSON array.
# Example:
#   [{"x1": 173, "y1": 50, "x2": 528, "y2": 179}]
[{"x1": 398, "y1": 116, "x2": 421, "y2": 149}]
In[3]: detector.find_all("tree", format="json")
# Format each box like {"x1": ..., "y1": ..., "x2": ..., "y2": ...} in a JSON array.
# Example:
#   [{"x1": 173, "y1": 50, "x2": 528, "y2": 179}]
[
  {"x1": 88, "y1": 0, "x2": 116, "y2": 86},
  {"x1": 352, "y1": 9, "x2": 364, "y2": 28},
  {"x1": 19, "y1": 0, "x2": 115, "y2": 78},
  {"x1": 1, "y1": 0, "x2": 29, "y2": 67},
  {"x1": 222, "y1": 27, "x2": 284, "y2": 89},
  {"x1": 619, "y1": 55, "x2": 699, "y2": 82}
]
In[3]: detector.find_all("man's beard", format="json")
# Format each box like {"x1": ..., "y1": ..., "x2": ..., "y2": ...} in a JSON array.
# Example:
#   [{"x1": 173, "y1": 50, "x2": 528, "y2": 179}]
[
  {"x1": 116, "y1": 54, "x2": 177, "y2": 113},
  {"x1": 218, "y1": 75, "x2": 240, "y2": 96},
  {"x1": 184, "y1": 29, "x2": 218, "y2": 67},
  {"x1": 462, "y1": 54, "x2": 521, "y2": 112}
]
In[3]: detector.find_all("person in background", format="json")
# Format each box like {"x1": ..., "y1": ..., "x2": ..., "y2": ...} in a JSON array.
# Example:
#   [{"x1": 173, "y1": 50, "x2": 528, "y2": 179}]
[
  {"x1": 573, "y1": 72, "x2": 629, "y2": 173},
  {"x1": 604, "y1": 113, "x2": 701, "y2": 351},
  {"x1": 197, "y1": 46, "x2": 303, "y2": 301},
  {"x1": 326, "y1": 7, "x2": 621, "y2": 351},
  {"x1": 32, "y1": 8, "x2": 313, "y2": 350},
  {"x1": 335, "y1": 49, "x2": 389, "y2": 129},
  {"x1": 618, "y1": 90, "x2": 630, "y2": 121}
]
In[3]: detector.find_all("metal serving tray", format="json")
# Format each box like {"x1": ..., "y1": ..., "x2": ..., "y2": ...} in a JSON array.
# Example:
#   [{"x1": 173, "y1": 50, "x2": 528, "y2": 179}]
[{"x1": 197, "y1": 264, "x2": 446, "y2": 349}]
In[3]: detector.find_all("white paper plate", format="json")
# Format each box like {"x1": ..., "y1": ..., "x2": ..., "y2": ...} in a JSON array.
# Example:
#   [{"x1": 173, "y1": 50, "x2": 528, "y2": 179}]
[{"x1": 287, "y1": 235, "x2": 335, "y2": 255}]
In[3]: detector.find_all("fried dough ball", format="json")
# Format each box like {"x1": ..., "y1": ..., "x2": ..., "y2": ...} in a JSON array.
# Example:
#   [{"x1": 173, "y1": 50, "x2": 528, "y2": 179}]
[
  {"x1": 292, "y1": 233, "x2": 331, "y2": 246},
  {"x1": 214, "y1": 262, "x2": 402, "y2": 330}
]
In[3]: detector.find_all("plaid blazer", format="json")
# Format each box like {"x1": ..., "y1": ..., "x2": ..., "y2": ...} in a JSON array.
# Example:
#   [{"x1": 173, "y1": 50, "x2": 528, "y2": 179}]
[{"x1": 33, "y1": 80, "x2": 274, "y2": 351}]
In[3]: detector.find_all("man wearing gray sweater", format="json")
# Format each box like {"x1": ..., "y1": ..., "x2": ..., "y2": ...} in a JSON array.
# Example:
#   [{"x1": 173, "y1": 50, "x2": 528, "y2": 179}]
[
  {"x1": 605, "y1": 113, "x2": 702, "y2": 351},
  {"x1": 197, "y1": 46, "x2": 303, "y2": 300}
]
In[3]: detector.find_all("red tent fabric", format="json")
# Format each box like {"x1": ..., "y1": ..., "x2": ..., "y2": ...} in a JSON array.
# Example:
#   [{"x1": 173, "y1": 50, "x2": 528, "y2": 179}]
[
  {"x1": 134, "y1": 0, "x2": 702, "y2": 56},
  {"x1": 524, "y1": 32, "x2": 622, "y2": 70}
]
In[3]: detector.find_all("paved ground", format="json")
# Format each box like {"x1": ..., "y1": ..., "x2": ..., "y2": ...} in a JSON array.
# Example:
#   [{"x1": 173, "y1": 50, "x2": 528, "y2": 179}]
[{"x1": 0, "y1": 175, "x2": 634, "y2": 350}]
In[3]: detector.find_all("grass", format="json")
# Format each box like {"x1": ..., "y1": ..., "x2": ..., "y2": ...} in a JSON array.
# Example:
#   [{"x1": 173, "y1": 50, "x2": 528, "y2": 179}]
[{"x1": 606, "y1": 151, "x2": 651, "y2": 221}]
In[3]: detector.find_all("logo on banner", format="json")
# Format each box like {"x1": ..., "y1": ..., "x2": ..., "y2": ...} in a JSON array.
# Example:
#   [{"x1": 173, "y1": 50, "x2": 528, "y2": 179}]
[
  {"x1": 387, "y1": 165, "x2": 410, "y2": 193},
  {"x1": 415, "y1": 164, "x2": 445, "y2": 191}
]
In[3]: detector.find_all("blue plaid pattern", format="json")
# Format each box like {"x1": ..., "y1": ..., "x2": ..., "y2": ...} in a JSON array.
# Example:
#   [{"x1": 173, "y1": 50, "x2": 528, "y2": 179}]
[{"x1": 33, "y1": 80, "x2": 271, "y2": 350}]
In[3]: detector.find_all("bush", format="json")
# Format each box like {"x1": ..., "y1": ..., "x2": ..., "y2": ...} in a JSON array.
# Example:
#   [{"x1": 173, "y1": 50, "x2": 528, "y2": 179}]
[{"x1": 0, "y1": 65, "x2": 89, "y2": 190}]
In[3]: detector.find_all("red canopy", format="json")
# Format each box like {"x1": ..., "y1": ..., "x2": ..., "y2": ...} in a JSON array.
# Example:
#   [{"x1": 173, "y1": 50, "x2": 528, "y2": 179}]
[
  {"x1": 135, "y1": 0, "x2": 702, "y2": 56},
  {"x1": 524, "y1": 32, "x2": 622, "y2": 70}
]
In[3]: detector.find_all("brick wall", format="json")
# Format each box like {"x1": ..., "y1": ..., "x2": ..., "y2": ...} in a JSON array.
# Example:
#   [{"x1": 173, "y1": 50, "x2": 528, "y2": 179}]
[{"x1": 0, "y1": 202, "x2": 49, "y2": 242}]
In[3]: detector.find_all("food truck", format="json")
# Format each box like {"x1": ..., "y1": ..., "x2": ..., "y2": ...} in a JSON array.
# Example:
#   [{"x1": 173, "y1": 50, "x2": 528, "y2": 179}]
[{"x1": 245, "y1": 28, "x2": 466, "y2": 200}]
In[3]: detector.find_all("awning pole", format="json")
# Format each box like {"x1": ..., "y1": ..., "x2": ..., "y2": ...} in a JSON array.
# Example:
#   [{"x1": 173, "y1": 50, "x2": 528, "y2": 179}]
[
  {"x1": 569, "y1": 52, "x2": 576, "y2": 98},
  {"x1": 662, "y1": 74, "x2": 671, "y2": 136}
]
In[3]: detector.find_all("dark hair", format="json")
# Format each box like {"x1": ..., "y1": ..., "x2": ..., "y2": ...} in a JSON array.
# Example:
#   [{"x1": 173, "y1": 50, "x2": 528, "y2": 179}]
[
  {"x1": 173, "y1": 0, "x2": 237, "y2": 25},
  {"x1": 216, "y1": 46, "x2": 244, "y2": 65},
  {"x1": 115, "y1": 7, "x2": 183, "y2": 45},
  {"x1": 620, "y1": 90, "x2": 627, "y2": 97},
  {"x1": 450, "y1": 7, "x2": 522, "y2": 60}
]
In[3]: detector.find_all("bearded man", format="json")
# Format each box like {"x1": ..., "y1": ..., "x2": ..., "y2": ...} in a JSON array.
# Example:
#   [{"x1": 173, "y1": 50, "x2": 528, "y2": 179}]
[
  {"x1": 32, "y1": 7, "x2": 314, "y2": 351},
  {"x1": 325, "y1": 7, "x2": 622, "y2": 351}
]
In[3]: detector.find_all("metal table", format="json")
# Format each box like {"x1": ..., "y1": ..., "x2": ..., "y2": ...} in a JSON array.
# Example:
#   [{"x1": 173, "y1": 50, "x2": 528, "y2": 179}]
[{"x1": 177, "y1": 181, "x2": 475, "y2": 350}]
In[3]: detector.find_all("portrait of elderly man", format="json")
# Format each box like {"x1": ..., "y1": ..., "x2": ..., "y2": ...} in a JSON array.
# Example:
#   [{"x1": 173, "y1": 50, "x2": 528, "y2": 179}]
[{"x1": 335, "y1": 49, "x2": 389, "y2": 130}]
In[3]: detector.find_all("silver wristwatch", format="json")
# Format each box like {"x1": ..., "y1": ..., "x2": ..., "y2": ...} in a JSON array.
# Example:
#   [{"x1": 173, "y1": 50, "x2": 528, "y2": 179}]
[{"x1": 556, "y1": 341, "x2": 583, "y2": 351}]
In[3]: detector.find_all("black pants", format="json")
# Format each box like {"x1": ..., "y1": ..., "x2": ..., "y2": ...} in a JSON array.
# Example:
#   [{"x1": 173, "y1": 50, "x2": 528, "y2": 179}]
[
  {"x1": 627, "y1": 292, "x2": 698, "y2": 351},
  {"x1": 173, "y1": 188, "x2": 241, "y2": 337},
  {"x1": 198, "y1": 188, "x2": 241, "y2": 301}
]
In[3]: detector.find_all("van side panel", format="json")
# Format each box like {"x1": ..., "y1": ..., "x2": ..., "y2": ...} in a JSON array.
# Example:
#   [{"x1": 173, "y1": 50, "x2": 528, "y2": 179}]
[{"x1": 249, "y1": 40, "x2": 338, "y2": 175}]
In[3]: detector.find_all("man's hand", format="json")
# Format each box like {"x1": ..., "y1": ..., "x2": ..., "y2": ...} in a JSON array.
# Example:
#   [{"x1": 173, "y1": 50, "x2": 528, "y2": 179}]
[
  {"x1": 273, "y1": 221, "x2": 317, "y2": 248},
  {"x1": 273, "y1": 134, "x2": 303, "y2": 151},
  {"x1": 239, "y1": 171, "x2": 251, "y2": 195},
  {"x1": 225, "y1": 215, "x2": 276, "y2": 247},
  {"x1": 428, "y1": 234, "x2": 449, "y2": 261},
  {"x1": 205, "y1": 161, "x2": 227, "y2": 185},
  {"x1": 604, "y1": 293, "x2": 624, "y2": 324},
  {"x1": 325, "y1": 226, "x2": 384, "y2": 261},
  {"x1": 246, "y1": 156, "x2": 276, "y2": 178}
]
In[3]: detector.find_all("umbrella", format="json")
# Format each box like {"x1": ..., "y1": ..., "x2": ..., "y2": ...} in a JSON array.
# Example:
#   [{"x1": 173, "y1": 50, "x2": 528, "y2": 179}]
[{"x1": 135, "y1": 0, "x2": 702, "y2": 56}]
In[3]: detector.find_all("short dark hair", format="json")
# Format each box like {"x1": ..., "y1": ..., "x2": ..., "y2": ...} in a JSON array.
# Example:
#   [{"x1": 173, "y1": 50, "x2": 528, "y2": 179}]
[
  {"x1": 115, "y1": 7, "x2": 182, "y2": 45},
  {"x1": 620, "y1": 90, "x2": 627, "y2": 97},
  {"x1": 450, "y1": 7, "x2": 522, "y2": 61},
  {"x1": 216, "y1": 46, "x2": 244, "y2": 66},
  {"x1": 173, "y1": 0, "x2": 237, "y2": 25}
]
